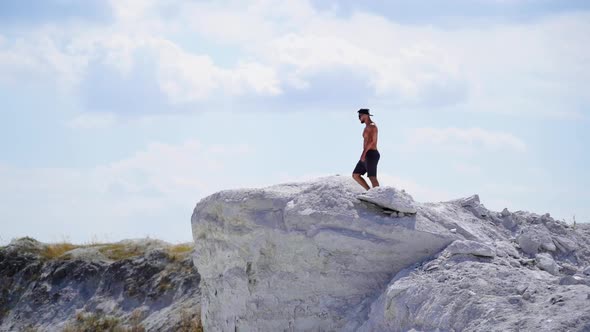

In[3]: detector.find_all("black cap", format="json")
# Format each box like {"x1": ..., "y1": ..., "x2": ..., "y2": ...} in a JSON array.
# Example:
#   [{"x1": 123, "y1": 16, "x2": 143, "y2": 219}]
[{"x1": 358, "y1": 108, "x2": 373, "y2": 116}]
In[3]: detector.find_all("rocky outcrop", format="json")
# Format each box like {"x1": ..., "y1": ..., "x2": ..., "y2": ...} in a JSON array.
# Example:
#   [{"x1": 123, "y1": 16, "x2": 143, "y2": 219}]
[
  {"x1": 360, "y1": 193, "x2": 590, "y2": 332},
  {"x1": 0, "y1": 238, "x2": 201, "y2": 331},
  {"x1": 191, "y1": 176, "x2": 454, "y2": 331},
  {"x1": 191, "y1": 175, "x2": 590, "y2": 331}
]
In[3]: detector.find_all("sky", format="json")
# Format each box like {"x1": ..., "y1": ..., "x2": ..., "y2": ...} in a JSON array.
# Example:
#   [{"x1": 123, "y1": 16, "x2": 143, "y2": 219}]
[{"x1": 1, "y1": 0, "x2": 589, "y2": 245}]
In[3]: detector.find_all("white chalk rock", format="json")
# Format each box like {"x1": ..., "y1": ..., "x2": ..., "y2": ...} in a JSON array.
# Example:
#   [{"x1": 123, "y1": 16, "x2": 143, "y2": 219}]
[
  {"x1": 357, "y1": 186, "x2": 417, "y2": 214},
  {"x1": 190, "y1": 176, "x2": 590, "y2": 331},
  {"x1": 536, "y1": 253, "x2": 559, "y2": 275},
  {"x1": 517, "y1": 225, "x2": 554, "y2": 255},
  {"x1": 445, "y1": 240, "x2": 496, "y2": 258},
  {"x1": 457, "y1": 194, "x2": 489, "y2": 218},
  {"x1": 501, "y1": 208, "x2": 511, "y2": 217},
  {"x1": 552, "y1": 236, "x2": 578, "y2": 253},
  {"x1": 494, "y1": 240, "x2": 520, "y2": 258},
  {"x1": 192, "y1": 176, "x2": 452, "y2": 331}
]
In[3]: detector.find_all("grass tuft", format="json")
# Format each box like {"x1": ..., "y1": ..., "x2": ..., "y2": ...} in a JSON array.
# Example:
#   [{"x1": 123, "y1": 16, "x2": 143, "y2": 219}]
[
  {"x1": 40, "y1": 243, "x2": 80, "y2": 260},
  {"x1": 9, "y1": 236, "x2": 195, "y2": 263},
  {"x1": 97, "y1": 243, "x2": 144, "y2": 261},
  {"x1": 167, "y1": 243, "x2": 194, "y2": 261},
  {"x1": 63, "y1": 311, "x2": 124, "y2": 332},
  {"x1": 179, "y1": 309, "x2": 204, "y2": 332}
]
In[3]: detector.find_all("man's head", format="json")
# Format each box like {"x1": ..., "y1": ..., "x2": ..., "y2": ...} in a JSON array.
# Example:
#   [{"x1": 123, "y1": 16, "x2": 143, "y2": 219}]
[{"x1": 358, "y1": 108, "x2": 373, "y2": 124}]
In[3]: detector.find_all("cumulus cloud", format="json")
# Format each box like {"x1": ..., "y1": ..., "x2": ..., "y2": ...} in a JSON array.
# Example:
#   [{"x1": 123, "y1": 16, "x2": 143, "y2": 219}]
[
  {"x1": 0, "y1": 32, "x2": 88, "y2": 90},
  {"x1": 0, "y1": 0, "x2": 588, "y2": 119},
  {"x1": 155, "y1": 40, "x2": 281, "y2": 103}
]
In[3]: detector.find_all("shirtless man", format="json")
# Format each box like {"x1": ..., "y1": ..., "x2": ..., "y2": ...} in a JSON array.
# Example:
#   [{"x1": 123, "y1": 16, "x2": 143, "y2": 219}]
[{"x1": 352, "y1": 108, "x2": 380, "y2": 190}]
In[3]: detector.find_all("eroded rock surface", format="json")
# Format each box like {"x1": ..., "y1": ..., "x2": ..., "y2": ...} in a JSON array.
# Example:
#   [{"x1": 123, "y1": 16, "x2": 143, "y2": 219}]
[
  {"x1": 0, "y1": 238, "x2": 200, "y2": 331},
  {"x1": 192, "y1": 176, "x2": 590, "y2": 331},
  {"x1": 192, "y1": 176, "x2": 453, "y2": 331}
]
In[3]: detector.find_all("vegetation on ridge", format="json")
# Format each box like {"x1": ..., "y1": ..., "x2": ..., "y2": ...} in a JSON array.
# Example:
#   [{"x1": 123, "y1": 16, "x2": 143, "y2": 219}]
[{"x1": 4, "y1": 236, "x2": 194, "y2": 262}]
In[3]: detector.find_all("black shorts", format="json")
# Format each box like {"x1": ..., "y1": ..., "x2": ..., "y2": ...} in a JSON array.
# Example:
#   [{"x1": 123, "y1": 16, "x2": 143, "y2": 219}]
[{"x1": 353, "y1": 150, "x2": 380, "y2": 177}]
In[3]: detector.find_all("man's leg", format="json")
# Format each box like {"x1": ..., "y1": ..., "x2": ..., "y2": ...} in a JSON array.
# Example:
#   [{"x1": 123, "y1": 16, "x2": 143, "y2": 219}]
[
  {"x1": 368, "y1": 176, "x2": 379, "y2": 188},
  {"x1": 366, "y1": 150, "x2": 380, "y2": 188},
  {"x1": 352, "y1": 173, "x2": 370, "y2": 190}
]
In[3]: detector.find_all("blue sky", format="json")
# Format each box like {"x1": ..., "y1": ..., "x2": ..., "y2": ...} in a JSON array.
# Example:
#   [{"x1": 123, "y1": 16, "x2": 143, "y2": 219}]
[{"x1": 1, "y1": 0, "x2": 588, "y2": 244}]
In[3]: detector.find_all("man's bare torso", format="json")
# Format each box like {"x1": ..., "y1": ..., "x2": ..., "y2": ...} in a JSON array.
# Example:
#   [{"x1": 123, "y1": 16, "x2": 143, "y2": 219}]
[{"x1": 363, "y1": 123, "x2": 378, "y2": 151}]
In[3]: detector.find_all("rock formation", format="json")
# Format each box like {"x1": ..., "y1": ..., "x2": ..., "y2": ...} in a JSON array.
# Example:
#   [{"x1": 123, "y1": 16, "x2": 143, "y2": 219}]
[
  {"x1": 0, "y1": 238, "x2": 201, "y2": 331},
  {"x1": 191, "y1": 175, "x2": 590, "y2": 331}
]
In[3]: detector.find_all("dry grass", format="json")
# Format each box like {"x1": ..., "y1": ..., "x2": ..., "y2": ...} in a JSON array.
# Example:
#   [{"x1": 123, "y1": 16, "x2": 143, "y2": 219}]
[
  {"x1": 40, "y1": 242, "x2": 80, "y2": 260},
  {"x1": 129, "y1": 309, "x2": 146, "y2": 332},
  {"x1": 63, "y1": 311, "x2": 124, "y2": 332},
  {"x1": 167, "y1": 243, "x2": 194, "y2": 261},
  {"x1": 97, "y1": 243, "x2": 144, "y2": 261},
  {"x1": 11, "y1": 236, "x2": 195, "y2": 262},
  {"x1": 179, "y1": 309, "x2": 204, "y2": 332}
]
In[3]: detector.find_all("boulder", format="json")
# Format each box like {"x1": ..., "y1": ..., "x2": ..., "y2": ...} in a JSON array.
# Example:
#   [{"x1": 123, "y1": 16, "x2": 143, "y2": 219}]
[
  {"x1": 494, "y1": 240, "x2": 520, "y2": 258},
  {"x1": 552, "y1": 236, "x2": 578, "y2": 254},
  {"x1": 558, "y1": 275, "x2": 588, "y2": 286},
  {"x1": 517, "y1": 225, "x2": 554, "y2": 255},
  {"x1": 501, "y1": 208, "x2": 511, "y2": 217},
  {"x1": 536, "y1": 253, "x2": 559, "y2": 275},
  {"x1": 457, "y1": 194, "x2": 489, "y2": 218},
  {"x1": 559, "y1": 263, "x2": 578, "y2": 276}
]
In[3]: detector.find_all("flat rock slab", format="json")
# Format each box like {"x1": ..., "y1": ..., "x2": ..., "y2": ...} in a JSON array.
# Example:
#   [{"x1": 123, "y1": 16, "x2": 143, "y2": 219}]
[{"x1": 357, "y1": 186, "x2": 417, "y2": 214}]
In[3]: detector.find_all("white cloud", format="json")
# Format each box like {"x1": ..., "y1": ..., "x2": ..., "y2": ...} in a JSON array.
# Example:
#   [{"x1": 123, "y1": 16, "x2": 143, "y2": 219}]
[
  {"x1": 0, "y1": 32, "x2": 88, "y2": 90},
  {"x1": 0, "y1": 1, "x2": 467, "y2": 106},
  {"x1": 406, "y1": 127, "x2": 527, "y2": 152},
  {"x1": 1, "y1": 0, "x2": 589, "y2": 117},
  {"x1": 0, "y1": 10, "x2": 282, "y2": 103},
  {"x1": 154, "y1": 40, "x2": 281, "y2": 103},
  {"x1": 173, "y1": 3, "x2": 589, "y2": 114},
  {"x1": 109, "y1": 0, "x2": 157, "y2": 22},
  {"x1": 265, "y1": 13, "x2": 463, "y2": 101}
]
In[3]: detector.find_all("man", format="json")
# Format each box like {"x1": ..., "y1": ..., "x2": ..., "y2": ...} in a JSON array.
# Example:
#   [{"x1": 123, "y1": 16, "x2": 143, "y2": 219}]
[{"x1": 352, "y1": 108, "x2": 380, "y2": 190}]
